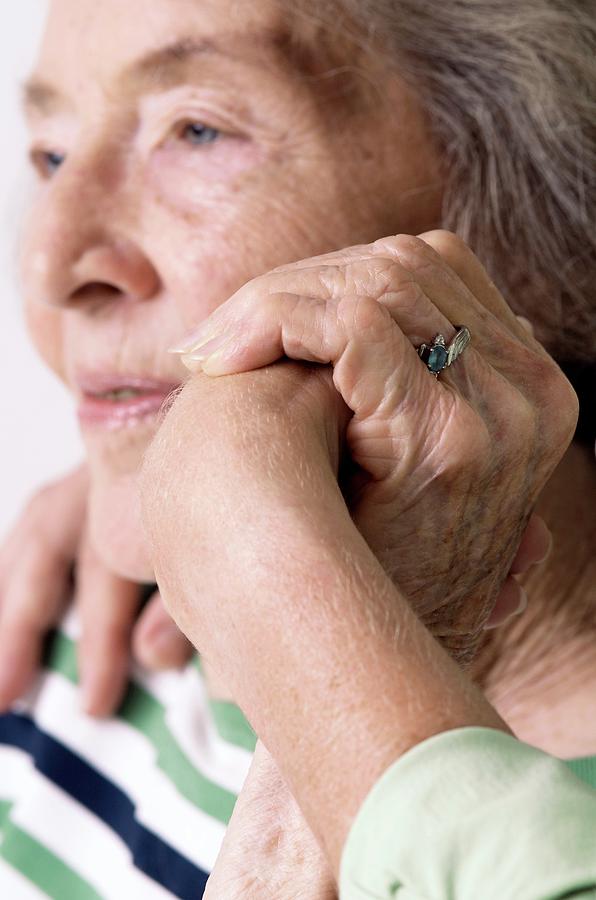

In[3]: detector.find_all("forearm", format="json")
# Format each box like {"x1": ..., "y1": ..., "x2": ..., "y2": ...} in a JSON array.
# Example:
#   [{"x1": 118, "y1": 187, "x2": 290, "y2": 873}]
[{"x1": 202, "y1": 510, "x2": 505, "y2": 872}]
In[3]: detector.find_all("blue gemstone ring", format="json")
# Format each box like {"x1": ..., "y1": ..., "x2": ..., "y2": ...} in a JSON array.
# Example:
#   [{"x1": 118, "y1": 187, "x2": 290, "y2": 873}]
[{"x1": 417, "y1": 326, "x2": 471, "y2": 377}]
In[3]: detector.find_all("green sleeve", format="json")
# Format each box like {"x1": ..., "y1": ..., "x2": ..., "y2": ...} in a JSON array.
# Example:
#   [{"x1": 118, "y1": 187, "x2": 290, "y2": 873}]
[{"x1": 339, "y1": 727, "x2": 596, "y2": 899}]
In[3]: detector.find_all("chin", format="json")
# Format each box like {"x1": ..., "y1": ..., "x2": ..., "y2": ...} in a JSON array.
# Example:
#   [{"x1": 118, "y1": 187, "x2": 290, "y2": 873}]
[{"x1": 88, "y1": 472, "x2": 155, "y2": 582}]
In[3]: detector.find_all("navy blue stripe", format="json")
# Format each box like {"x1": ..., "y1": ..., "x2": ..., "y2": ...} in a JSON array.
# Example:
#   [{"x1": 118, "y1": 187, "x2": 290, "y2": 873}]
[{"x1": 0, "y1": 712, "x2": 208, "y2": 899}]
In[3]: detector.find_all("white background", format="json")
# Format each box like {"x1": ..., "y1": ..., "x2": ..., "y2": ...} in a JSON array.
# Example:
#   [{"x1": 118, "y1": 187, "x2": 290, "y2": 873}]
[{"x1": 0, "y1": 2, "x2": 82, "y2": 538}]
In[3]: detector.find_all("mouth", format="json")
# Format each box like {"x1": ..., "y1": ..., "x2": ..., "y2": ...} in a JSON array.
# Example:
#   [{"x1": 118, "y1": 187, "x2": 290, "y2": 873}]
[{"x1": 76, "y1": 373, "x2": 182, "y2": 430}]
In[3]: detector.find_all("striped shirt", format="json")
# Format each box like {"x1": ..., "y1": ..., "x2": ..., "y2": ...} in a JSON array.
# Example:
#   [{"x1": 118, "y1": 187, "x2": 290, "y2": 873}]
[
  {"x1": 5, "y1": 613, "x2": 596, "y2": 900},
  {"x1": 0, "y1": 610, "x2": 256, "y2": 899}
]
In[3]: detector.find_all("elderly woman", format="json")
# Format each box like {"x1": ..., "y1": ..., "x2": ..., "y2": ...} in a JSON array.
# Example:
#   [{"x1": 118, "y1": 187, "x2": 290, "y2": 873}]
[{"x1": 0, "y1": 0, "x2": 594, "y2": 897}]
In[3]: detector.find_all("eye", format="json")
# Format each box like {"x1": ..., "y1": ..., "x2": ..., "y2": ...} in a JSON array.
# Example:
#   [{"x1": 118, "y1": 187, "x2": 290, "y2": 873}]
[
  {"x1": 180, "y1": 122, "x2": 221, "y2": 146},
  {"x1": 30, "y1": 148, "x2": 66, "y2": 179}
]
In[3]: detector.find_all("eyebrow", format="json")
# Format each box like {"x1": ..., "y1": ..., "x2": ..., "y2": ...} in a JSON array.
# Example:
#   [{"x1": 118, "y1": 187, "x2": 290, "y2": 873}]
[
  {"x1": 23, "y1": 32, "x2": 293, "y2": 116},
  {"x1": 22, "y1": 78, "x2": 69, "y2": 116}
]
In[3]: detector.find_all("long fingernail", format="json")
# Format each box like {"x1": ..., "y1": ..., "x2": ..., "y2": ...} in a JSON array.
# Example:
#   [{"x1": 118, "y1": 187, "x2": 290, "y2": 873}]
[
  {"x1": 177, "y1": 333, "x2": 230, "y2": 362},
  {"x1": 168, "y1": 322, "x2": 223, "y2": 355}
]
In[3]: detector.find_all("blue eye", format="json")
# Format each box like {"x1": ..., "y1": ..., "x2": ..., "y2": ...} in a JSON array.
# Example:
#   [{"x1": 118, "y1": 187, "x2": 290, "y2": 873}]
[
  {"x1": 45, "y1": 152, "x2": 65, "y2": 174},
  {"x1": 182, "y1": 123, "x2": 220, "y2": 146},
  {"x1": 31, "y1": 149, "x2": 65, "y2": 178}
]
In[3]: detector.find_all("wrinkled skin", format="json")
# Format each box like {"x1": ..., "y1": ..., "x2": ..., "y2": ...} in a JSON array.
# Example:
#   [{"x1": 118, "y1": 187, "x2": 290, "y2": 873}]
[
  {"x1": 11, "y1": 0, "x2": 440, "y2": 716},
  {"x1": 167, "y1": 232, "x2": 577, "y2": 661},
  {"x1": 3, "y1": 0, "x2": 547, "y2": 717},
  {"x1": 204, "y1": 742, "x2": 336, "y2": 900},
  {"x1": 5, "y1": 0, "x2": 577, "y2": 891},
  {"x1": 140, "y1": 237, "x2": 576, "y2": 887}
]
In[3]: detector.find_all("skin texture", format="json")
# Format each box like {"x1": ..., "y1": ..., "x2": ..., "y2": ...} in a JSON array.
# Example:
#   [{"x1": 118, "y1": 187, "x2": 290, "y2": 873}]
[
  {"x1": 0, "y1": 0, "x2": 584, "y2": 892},
  {"x1": 11, "y1": 0, "x2": 440, "y2": 715},
  {"x1": 172, "y1": 231, "x2": 575, "y2": 662},
  {"x1": 138, "y1": 238, "x2": 575, "y2": 874},
  {"x1": 20, "y1": 0, "x2": 442, "y2": 581}
]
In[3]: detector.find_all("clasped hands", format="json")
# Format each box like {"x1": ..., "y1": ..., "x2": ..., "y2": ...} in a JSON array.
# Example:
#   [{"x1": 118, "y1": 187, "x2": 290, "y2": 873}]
[
  {"x1": 0, "y1": 231, "x2": 576, "y2": 898},
  {"x1": 137, "y1": 232, "x2": 576, "y2": 896}
]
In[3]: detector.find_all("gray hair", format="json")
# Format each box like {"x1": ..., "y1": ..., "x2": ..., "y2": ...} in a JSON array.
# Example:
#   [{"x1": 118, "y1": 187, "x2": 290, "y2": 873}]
[{"x1": 302, "y1": 0, "x2": 596, "y2": 363}]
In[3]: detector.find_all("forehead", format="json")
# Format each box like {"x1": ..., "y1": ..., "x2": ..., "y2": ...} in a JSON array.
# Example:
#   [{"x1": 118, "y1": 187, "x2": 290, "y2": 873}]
[
  {"x1": 30, "y1": 0, "x2": 332, "y2": 102},
  {"x1": 39, "y1": 0, "x2": 285, "y2": 64}
]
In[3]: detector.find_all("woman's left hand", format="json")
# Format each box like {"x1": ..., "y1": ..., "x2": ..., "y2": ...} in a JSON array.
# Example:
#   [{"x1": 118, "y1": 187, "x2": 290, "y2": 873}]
[{"x1": 170, "y1": 231, "x2": 574, "y2": 661}]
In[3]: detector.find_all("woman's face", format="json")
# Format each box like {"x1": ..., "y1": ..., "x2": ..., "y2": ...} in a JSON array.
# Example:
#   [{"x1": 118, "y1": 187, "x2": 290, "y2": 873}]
[{"x1": 21, "y1": 0, "x2": 441, "y2": 580}]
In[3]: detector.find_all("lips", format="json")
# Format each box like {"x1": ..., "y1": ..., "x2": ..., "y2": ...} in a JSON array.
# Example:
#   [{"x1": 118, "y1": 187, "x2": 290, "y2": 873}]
[{"x1": 76, "y1": 373, "x2": 181, "y2": 429}]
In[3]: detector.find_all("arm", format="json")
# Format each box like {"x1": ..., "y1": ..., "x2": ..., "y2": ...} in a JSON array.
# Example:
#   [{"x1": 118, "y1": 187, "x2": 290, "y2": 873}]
[
  {"x1": 141, "y1": 362, "x2": 506, "y2": 871},
  {"x1": 143, "y1": 365, "x2": 596, "y2": 898},
  {"x1": 141, "y1": 232, "x2": 585, "y2": 893}
]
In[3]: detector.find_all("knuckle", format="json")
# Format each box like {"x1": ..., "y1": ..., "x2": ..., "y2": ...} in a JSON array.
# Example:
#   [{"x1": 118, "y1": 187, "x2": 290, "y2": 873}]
[
  {"x1": 499, "y1": 389, "x2": 537, "y2": 446},
  {"x1": 526, "y1": 353, "x2": 579, "y2": 452},
  {"x1": 374, "y1": 234, "x2": 453, "y2": 291},
  {"x1": 419, "y1": 229, "x2": 470, "y2": 260},
  {"x1": 336, "y1": 294, "x2": 390, "y2": 341},
  {"x1": 374, "y1": 232, "x2": 428, "y2": 258}
]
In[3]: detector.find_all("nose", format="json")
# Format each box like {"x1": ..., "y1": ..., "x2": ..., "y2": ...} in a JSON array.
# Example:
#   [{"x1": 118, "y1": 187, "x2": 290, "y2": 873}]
[{"x1": 22, "y1": 157, "x2": 161, "y2": 310}]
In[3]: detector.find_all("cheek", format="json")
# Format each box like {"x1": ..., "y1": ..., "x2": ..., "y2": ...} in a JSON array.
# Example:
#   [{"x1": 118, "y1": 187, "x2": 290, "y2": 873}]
[
  {"x1": 23, "y1": 300, "x2": 65, "y2": 379},
  {"x1": 147, "y1": 139, "x2": 270, "y2": 211}
]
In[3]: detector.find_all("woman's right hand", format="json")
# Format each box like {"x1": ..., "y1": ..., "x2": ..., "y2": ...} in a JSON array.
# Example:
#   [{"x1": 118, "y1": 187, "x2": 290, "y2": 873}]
[{"x1": 0, "y1": 464, "x2": 192, "y2": 716}]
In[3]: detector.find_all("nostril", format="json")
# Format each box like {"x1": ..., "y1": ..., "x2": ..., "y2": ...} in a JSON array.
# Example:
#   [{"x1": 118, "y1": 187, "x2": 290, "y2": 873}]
[{"x1": 70, "y1": 282, "x2": 123, "y2": 302}]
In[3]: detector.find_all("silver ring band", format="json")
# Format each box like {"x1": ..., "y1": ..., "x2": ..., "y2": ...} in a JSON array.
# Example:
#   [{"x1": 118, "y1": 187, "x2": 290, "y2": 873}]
[{"x1": 417, "y1": 326, "x2": 471, "y2": 377}]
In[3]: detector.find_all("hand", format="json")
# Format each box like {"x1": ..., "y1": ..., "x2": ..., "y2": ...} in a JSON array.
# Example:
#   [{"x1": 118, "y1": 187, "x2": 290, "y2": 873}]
[
  {"x1": 204, "y1": 742, "x2": 336, "y2": 900},
  {"x1": 0, "y1": 465, "x2": 191, "y2": 715},
  {"x1": 171, "y1": 231, "x2": 573, "y2": 661},
  {"x1": 140, "y1": 361, "x2": 508, "y2": 871},
  {"x1": 141, "y1": 232, "x2": 577, "y2": 874}
]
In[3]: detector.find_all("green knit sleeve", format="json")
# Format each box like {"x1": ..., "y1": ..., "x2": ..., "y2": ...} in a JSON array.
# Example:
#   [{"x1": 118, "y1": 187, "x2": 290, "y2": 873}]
[{"x1": 340, "y1": 727, "x2": 596, "y2": 899}]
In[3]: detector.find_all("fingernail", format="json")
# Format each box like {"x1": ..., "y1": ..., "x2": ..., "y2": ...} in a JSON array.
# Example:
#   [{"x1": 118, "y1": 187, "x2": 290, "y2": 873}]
[
  {"x1": 515, "y1": 586, "x2": 528, "y2": 617},
  {"x1": 178, "y1": 333, "x2": 230, "y2": 362},
  {"x1": 535, "y1": 529, "x2": 553, "y2": 566},
  {"x1": 144, "y1": 622, "x2": 187, "y2": 668},
  {"x1": 516, "y1": 316, "x2": 535, "y2": 337},
  {"x1": 168, "y1": 323, "x2": 223, "y2": 356}
]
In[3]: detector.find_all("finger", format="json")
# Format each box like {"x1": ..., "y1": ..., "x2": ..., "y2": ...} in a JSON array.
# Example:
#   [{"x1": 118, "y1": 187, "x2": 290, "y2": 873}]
[
  {"x1": 132, "y1": 590, "x2": 193, "y2": 670},
  {"x1": 0, "y1": 545, "x2": 69, "y2": 709},
  {"x1": 517, "y1": 316, "x2": 535, "y2": 337},
  {"x1": 185, "y1": 288, "x2": 437, "y2": 413},
  {"x1": 370, "y1": 233, "x2": 535, "y2": 368},
  {"x1": 485, "y1": 576, "x2": 528, "y2": 629},
  {"x1": 418, "y1": 231, "x2": 535, "y2": 342},
  {"x1": 180, "y1": 286, "x2": 492, "y2": 484},
  {"x1": 509, "y1": 513, "x2": 552, "y2": 575},
  {"x1": 76, "y1": 533, "x2": 141, "y2": 717},
  {"x1": 172, "y1": 254, "x2": 456, "y2": 363}
]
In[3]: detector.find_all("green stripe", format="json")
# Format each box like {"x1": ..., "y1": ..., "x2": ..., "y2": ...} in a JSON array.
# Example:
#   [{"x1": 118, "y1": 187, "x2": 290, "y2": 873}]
[
  {"x1": 193, "y1": 656, "x2": 256, "y2": 753},
  {"x1": 566, "y1": 756, "x2": 596, "y2": 790},
  {"x1": 1, "y1": 817, "x2": 102, "y2": 899},
  {"x1": 0, "y1": 799, "x2": 12, "y2": 830},
  {"x1": 209, "y1": 700, "x2": 257, "y2": 753},
  {"x1": 43, "y1": 631, "x2": 237, "y2": 824}
]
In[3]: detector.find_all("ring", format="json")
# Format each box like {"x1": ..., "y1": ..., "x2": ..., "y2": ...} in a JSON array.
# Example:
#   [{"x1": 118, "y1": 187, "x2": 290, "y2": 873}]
[{"x1": 417, "y1": 326, "x2": 471, "y2": 377}]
